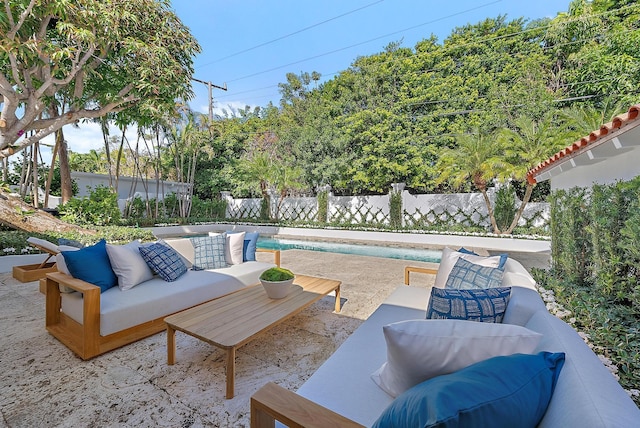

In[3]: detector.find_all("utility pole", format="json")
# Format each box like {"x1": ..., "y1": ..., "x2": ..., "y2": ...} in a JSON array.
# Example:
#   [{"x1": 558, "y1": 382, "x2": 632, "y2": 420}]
[{"x1": 191, "y1": 77, "x2": 227, "y2": 122}]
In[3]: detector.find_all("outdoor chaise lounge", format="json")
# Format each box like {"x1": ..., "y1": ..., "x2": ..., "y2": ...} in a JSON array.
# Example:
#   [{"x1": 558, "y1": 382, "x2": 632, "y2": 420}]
[
  {"x1": 12, "y1": 237, "x2": 59, "y2": 282},
  {"x1": 251, "y1": 248, "x2": 640, "y2": 427}
]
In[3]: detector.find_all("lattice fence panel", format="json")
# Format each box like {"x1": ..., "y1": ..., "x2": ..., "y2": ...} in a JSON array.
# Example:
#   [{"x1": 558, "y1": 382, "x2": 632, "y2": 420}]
[
  {"x1": 329, "y1": 204, "x2": 389, "y2": 225},
  {"x1": 227, "y1": 200, "x2": 262, "y2": 219},
  {"x1": 277, "y1": 204, "x2": 319, "y2": 222}
]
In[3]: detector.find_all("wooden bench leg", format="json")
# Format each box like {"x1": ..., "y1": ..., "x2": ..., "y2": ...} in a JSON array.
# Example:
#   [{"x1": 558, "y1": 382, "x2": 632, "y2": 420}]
[
  {"x1": 226, "y1": 347, "x2": 236, "y2": 399},
  {"x1": 167, "y1": 325, "x2": 176, "y2": 365},
  {"x1": 334, "y1": 285, "x2": 341, "y2": 313}
]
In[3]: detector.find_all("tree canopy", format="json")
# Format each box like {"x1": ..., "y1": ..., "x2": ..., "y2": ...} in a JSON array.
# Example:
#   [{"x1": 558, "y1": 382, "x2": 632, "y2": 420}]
[
  {"x1": 0, "y1": 0, "x2": 200, "y2": 158},
  {"x1": 12, "y1": 0, "x2": 639, "y2": 209}
]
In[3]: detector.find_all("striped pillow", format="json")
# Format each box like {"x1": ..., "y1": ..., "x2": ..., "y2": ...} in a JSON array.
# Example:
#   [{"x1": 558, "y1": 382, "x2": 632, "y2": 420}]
[{"x1": 139, "y1": 242, "x2": 187, "y2": 282}]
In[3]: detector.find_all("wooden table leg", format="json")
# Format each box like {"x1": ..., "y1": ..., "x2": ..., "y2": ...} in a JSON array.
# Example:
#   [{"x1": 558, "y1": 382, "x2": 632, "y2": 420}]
[
  {"x1": 334, "y1": 285, "x2": 341, "y2": 313},
  {"x1": 167, "y1": 325, "x2": 176, "y2": 365},
  {"x1": 226, "y1": 347, "x2": 236, "y2": 399}
]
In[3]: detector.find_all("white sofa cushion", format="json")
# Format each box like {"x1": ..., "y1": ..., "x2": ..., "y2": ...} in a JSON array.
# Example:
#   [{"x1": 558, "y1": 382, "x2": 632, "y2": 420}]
[
  {"x1": 371, "y1": 319, "x2": 542, "y2": 397},
  {"x1": 61, "y1": 270, "x2": 245, "y2": 336},
  {"x1": 60, "y1": 260, "x2": 275, "y2": 336}
]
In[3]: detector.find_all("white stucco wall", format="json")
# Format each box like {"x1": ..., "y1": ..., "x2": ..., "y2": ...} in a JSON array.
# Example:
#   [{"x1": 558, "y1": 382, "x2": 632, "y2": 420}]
[{"x1": 551, "y1": 149, "x2": 640, "y2": 191}]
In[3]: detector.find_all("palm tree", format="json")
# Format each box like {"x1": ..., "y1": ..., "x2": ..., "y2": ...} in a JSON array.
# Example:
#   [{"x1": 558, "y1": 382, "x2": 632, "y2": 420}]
[
  {"x1": 560, "y1": 98, "x2": 626, "y2": 139},
  {"x1": 498, "y1": 115, "x2": 568, "y2": 234},
  {"x1": 435, "y1": 130, "x2": 506, "y2": 234}
]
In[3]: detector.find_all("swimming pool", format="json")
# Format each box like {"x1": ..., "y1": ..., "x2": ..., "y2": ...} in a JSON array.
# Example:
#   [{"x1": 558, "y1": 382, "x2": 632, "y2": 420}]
[{"x1": 257, "y1": 237, "x2": 441, "y2": 263}]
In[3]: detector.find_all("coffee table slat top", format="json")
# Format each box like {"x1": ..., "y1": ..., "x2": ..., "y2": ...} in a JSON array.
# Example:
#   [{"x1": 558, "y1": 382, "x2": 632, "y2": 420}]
[{"x1": 164, "y1": 275, "x2": 340, "y2": 349}]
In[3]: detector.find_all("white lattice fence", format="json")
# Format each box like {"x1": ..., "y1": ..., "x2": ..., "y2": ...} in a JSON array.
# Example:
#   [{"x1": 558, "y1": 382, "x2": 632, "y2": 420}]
[{"x1": 220, "y1": 188, "x2": 550, "y2": 229}]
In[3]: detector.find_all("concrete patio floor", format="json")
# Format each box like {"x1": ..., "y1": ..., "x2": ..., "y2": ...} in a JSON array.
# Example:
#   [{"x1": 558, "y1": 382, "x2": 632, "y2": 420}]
[{"x1": 0, "y1": 247, "x2": 549, "y2": 427}]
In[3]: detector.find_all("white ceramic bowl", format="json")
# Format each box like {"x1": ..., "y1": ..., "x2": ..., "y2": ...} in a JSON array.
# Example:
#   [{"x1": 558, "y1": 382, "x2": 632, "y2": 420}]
[{"x1": 260, "y1": 278, "x2": 294, "y2": 299}]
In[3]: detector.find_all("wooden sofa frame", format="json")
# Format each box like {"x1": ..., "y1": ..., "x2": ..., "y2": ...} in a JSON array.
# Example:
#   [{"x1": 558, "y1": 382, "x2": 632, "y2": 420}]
[
  {"x1": 250, "y1": 265, "x2": 437, "y2": 427},
  {"x1": 45, "y1": 248, "x2": 280, "y2": 360}
]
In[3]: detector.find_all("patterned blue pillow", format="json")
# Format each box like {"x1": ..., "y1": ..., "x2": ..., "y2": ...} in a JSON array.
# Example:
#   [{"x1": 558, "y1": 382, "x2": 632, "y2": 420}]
[
  {"x1": 139, "y1": 243, "x2": 187, "y2": 282},
  {"x1": 445, "y1": 257, "x2": 504, "y2": 290},
  {"x1": 191, "y1": 235, "x2": 226, "y2": 270},
  {"x1": 426, "y1": 287, "x2": 512, "y2": 323}
]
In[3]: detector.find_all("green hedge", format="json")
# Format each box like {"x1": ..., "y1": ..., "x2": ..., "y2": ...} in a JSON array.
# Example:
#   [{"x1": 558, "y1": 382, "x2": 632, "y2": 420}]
[{"x1": 546, "y1": 176, "x2": 640, "y2": 404}]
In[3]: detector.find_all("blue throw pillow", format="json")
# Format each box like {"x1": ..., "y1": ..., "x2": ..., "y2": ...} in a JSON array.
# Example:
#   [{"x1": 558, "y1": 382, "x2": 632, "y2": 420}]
[
  {"x1": 445, "y1": 257, "x2": 504, "y2": 290},
  {"x1": 426, "y1": 287, "x2": 511, "y2": 323},
  {"x1": 190, "y1": 235, "x2": 226, "y2": 270},
  {"x1": 243, "y1": 232, "x2": 259, "y2": 261},
  {"x1": 226, "y1": 231, "x2": 259, "y2": 262},
  {"x1": 139, "y1": 242, "x2": 187, "y2": 282},
  {"x1": 373, "y1": 352, "x2": 565, "y2": 428},
  {"x1": 62, "y1": 239, "x2": 117, "y2": 292},
  {"x1": 457, "y1": 247, "x2": 478, "y2": 255}
]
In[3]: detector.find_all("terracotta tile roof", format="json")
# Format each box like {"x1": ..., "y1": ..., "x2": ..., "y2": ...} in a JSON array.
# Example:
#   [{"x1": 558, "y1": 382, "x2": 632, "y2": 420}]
[{"x1": 527, "y1": 104, "x2": 640, "y2": 184}]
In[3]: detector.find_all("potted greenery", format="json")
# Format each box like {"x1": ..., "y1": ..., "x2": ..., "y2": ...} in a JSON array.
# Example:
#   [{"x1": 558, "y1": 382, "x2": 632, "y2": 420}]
[{"x1": 259, "y1": 267, "x2": 295, "y2": 299}]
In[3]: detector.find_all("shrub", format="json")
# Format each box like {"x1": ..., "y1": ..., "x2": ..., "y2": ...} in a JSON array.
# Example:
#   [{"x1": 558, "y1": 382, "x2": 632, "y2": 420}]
[
  {"x1": 58, "y1": 186, "x2": 121, "y2": 226},
  {"x1": 317, "y1": 190, "x2": 328, "y2": 223},
  {"x1": 389, "y1": 191, "x2": 403, "y2": 229},
  {"x1": 494, "y1": 183, "x2": 516, "y2": 232}
]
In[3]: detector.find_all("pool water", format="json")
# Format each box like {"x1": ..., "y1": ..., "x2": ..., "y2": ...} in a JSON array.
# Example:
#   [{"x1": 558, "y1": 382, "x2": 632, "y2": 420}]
[{"x1": 257, "y1": 237, "x2": 441, "y2": 263}]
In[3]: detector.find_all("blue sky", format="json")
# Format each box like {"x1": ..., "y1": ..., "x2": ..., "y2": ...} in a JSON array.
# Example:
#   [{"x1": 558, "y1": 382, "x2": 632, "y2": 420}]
[
  {"x1": 41, "y1": 0, "x2": 573, "y2": 161},
  {"x1": 173, "y1": 0, "x2": 573, "y2": 116}
]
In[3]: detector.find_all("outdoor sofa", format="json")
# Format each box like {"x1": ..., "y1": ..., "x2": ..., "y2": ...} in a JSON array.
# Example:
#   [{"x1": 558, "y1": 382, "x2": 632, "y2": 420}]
[
  {"x1": 251, "y1": 248, "x2": 640, "y2": 427},
  {"x1": 44, "y1": 233, "x2": 279, "y2": 360}
]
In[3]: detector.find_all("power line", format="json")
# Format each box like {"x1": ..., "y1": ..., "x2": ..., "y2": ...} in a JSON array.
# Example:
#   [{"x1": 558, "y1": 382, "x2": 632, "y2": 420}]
[
  {"x1": 227, "y1": 0, "x2": 502, "y2": 83},
  {"x1": 219, "y1": 3, "x2": 637, "y2": 99},
  {"x1": 197, "y1": 0, "x2": 385, "y2": 68}
]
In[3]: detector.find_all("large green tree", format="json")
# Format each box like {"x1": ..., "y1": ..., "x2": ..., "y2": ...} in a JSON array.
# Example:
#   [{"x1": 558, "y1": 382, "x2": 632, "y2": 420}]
[{"x1": 0, "y1": 0, "x2": 200, "y2": 158}]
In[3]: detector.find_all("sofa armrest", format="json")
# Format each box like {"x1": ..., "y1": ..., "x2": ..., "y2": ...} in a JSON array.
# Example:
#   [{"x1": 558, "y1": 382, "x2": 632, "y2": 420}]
[
  {"x1": 404, "y1": 265, "x2": 438, "y2": 285},
  {"x1": 257, "y1": 248, "x2": 281, "y2": 267},
  {"x1": 251, "y1": 382, "x2": 364, "y2": 428},
  {"x1": 45, "y1": 271, "x2": 101, "y2": 352}
]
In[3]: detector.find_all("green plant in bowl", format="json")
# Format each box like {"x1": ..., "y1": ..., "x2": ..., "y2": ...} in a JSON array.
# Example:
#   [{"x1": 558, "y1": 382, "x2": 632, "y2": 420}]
[
  {"x1": 260, "y1": 267, "x2": 295, "y2": 299},
  {"x1": 260, "y1": 267, "x2": 295, "y2": 282}
]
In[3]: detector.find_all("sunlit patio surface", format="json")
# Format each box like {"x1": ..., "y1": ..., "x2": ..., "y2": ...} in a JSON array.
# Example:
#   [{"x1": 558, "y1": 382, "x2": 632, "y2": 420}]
[{"x1": 0, "y1": 248, "x2": 548, "y2": 427}]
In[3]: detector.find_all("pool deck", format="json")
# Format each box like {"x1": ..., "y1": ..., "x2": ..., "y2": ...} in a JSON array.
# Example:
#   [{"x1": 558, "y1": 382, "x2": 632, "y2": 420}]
[{"x1": 0, "y1": 232, "x2": 550, "y2": 426}]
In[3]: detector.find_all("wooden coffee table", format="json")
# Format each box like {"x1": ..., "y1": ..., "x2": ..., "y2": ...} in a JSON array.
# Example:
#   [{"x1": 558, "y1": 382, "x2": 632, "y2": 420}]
[{"x1": 164, "y1": 275, "x2": 341, "y2": 398}]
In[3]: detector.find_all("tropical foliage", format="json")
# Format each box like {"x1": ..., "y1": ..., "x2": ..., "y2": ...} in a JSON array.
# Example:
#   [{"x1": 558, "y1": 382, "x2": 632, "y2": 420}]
[{"x1": 4, "y1": 0, "x2": 639, "y2": 232}]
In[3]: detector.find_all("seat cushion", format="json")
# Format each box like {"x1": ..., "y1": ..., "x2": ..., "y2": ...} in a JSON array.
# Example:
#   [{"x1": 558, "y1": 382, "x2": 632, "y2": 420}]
[{"x1": 61, "y1": 270, "x2": 247, "y2": 336}]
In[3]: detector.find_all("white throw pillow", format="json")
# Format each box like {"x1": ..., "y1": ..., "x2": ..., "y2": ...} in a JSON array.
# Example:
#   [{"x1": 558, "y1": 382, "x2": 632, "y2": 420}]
[
  {"x1": 224, "y1": 232, "x2": 245, "y2": 265},
  {"x1": 106, "y1": 240, "x2": 154, "y2": 290},
  {"x1": 434, "y1": 247, "x2": 505, "y2": 288},
  {"x1": 371, "y1": 319, "x2": 542, "y2": 397}
]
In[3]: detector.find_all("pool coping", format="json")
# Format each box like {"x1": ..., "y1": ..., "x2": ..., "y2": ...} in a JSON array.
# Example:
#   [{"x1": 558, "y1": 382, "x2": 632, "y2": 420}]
[{"x1": 149, "y1": 224, "x2": 551, "y2": 254}]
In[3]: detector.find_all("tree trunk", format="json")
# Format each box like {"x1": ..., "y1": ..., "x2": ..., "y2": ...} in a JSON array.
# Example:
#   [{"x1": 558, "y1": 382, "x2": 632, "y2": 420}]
[
  {"x1": 480, "y1": 187, "x2": 502, "y2": 234},
  {"x1": 44, "y1": 138, "x2": 60, "y2": 209},
  {"x1": 57, "y1": 131, "x2": 73, "y2": 204},
  {"x1": 505, "y1": 183, "x2": 534, "y2": 234},
  {"x1": 0, "y1": 191, "x2": 95, "y2": 235},
  {"x1": 31, "y1": 142, "x2": 39, "y2": 208}
]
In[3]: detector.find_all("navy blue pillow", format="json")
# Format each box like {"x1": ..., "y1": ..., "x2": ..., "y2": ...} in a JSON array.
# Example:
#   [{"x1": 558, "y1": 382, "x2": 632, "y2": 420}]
[
  {"x1": 139, "y1": 242, "x2": 188, "y2": 281},
  {"x1": 62, "y1": 239, "x2": 117, "y2": 292},
  {"x1": 373, "y1": 352, "x2": 565, "y2": 428}
]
